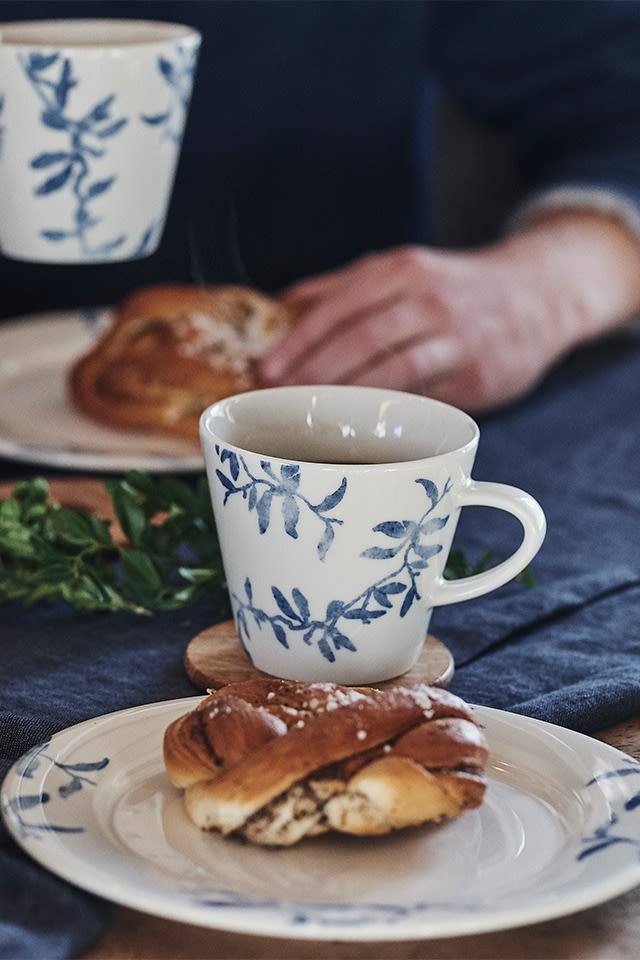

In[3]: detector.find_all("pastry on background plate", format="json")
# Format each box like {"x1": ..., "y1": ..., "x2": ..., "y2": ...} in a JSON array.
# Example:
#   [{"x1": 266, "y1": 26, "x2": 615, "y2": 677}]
[
  {"x1": 68, "y1": 284, "x2": 294, "y2": 442},
  {"x1": 163, "y1": 678, "x2": 488, "y2": 847}
]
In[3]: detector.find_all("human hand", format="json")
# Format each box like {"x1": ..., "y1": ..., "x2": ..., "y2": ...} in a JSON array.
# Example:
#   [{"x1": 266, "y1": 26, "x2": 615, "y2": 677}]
[{"x1": 260, "y1": 212, "x2": 640, "y2": 412}]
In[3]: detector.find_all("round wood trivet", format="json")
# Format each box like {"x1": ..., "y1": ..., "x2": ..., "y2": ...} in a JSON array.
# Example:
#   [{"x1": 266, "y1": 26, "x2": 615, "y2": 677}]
[{"x1": 184, "y1": 619, "x2": 454, "y2": 691}]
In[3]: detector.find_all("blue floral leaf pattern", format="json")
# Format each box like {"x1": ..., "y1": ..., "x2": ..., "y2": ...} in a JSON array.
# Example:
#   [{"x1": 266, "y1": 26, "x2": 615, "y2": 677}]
[
  {"x1": 59, "y1": 758, "x2": 109, "y2": 773},
  {"x1": 282, "y1": 496, "x2": 300, "y2": 538},
  {"x1": 343, "y1": 607, "x2": 386, "y2": 621},
  {"x1": 5, "y1": 746, "x2": 110, "y2": 838},
  {"x1": 19, "y1": 51, "x2": 130, "y2": 258},
  {"x1": 400, "y1": 586, "x2": 419, "y2": 617},
  {"x1": 577, "y1": 838, "x2": 635, "y2": 860},
  {"x1": 57, "y1": 59, "x2": 74, "y2": 99},
  {"x1": 578, "y1": 760, "x2": 640, "y2": 862},
  {"x1": 215, "y1": 451, "x2": 346, "y2": 559},
  {"x1": 272, "y1": 587, "x2": 300, "y2": 621},
  {"x1": 31, "y1": 151, "x2": 71, "y2": 168},
  {"x1": 221, "y1": 450, "x2": 240, "y2": 480},
  {"x1": 95, "y1": 117, "x2": 128, "y2": 138},
  {"x1": 140, "y1": 44, "x2": 199, "y2": 143},
  {"x1": 420, "y1": 516, "x2": 449, "y2": 535},
  {"x1": 86, "y1": 177, "x2": 116, "y2": 199},
  {"x1": 13, "y1": 793, "x2": 49, "y2": 811},
  {"x1": 231, "y1": 477, "x2": 451, "y2": 662},
  {"x1": 315, "y1": 478, "x2": 347, "y2": 513},
  {"x1": 36, "y1": 165, "x2": 73, "y2": 195},
  {"x1": 41, "y1": 109, "x2": 67, "y2": 131},
  {"x1": 326, "y1": 600, "x2": 345, "y2": 620},
  {"x1": 415, "y1": 478, "x2": 440, "y2": 507},
  {"x1": 15, "y1": 747, "x2": 44, "y2": 778},
  {"x1": 30, "y1": 52, "x2": 59, "y2": 70},
  {"x1": 40, "y1": 229, "x2": 72, "y2": 242},
  {"x1": 280, "y1": 464, "x2": 300, "y2": 485},
  {"x1": 372, "y1": 521, "x2": 414, "y2": 538},
  {"x1": 257, "y1": 489, "x2": 275, "y2": 534},
  {"x1": 216, "y1": 470, "x2": 236, "y2": 497},
  {"x1": 59, "y1": 779, "x2": 82, "y2": 799},
  {"x1": 361, "y1": 546, "x2": 401, "y2": 560},
  {"x1": 86, "y1": 94, "x2": 115, "y2": 123},
  {"x1": 318, "y1": 637, "x2": 336, "y2": 662},
  {"x1": 272, "y1": 623, "x2": 289, "y2": 648},
  {"x1": 333, "y1": 631, "x2": 357, "y2": 651},
  {"x1": 587, "y1": 767, "x2": 640, "y2": 784},
  {"x1": 378, "y1": 581, "x2": 407, "y2": 594},
  {"x1": 317, "y1": 524, "x2": 335, "y2": 562},
  {"x1": 292, "y1": 588, "x2": 310, "y2": 620},
  {"x1": 140, "y1": 111, "x2": 171, "y2": 125},
  {"x1": 159, "y1": 57, "x2": 176, "y2": 81},
  {"x1": 413, "y1": 543, "x2": 443, "y2": 561}
]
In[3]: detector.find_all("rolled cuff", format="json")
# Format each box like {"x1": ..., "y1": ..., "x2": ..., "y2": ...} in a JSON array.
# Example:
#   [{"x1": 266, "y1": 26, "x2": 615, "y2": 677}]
[{"x1": 507, "y1": 185, "x2": 640, "y2": 245}]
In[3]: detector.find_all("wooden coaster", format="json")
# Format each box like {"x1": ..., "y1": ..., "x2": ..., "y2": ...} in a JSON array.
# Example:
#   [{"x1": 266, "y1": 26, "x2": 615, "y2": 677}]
[{"x1": 184, "y1": 619, "x2": 454, "y2": 691}]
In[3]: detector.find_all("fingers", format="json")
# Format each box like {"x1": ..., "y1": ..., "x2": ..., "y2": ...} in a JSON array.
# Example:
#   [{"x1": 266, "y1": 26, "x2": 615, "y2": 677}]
[
  {"x1": 264, "y1": 249, "x2": 436, "y2": 382},
  {"x1": 348, "y1": 335, "x2": 462, "y2": 393},
  {"x1": 282, "y1": 250, "x2": 402, "y2": 303},
  {"x1": 267, "y1": 300, "x2": 443, "y2": 385}
]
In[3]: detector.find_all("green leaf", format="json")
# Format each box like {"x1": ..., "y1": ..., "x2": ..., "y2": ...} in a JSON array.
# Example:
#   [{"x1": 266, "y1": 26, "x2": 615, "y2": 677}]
[
  {"x1": 0, "y1": 499, "x2": 22, "y2": 523},
  {"x1": 12, "y1": 477, "x2": 49, "y2": 505},
  {"x1": 110, "y1": 486, "x2": 148, "y2": 545},
  {"x1": 120, "y1": 549, "x2": 163, "y2": 590},
  {"x1": 47, "y1": 509, "x2": 96, "y2": 547},
  {"x1": 1, "y1": 472, "x2": 236, "y2": 615}
]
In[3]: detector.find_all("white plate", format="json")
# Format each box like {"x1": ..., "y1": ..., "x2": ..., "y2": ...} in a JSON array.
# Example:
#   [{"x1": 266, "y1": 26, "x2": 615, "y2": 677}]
[
  {"x1": 2, "y1": 698, "x2": 640, "y2": 942},
  {"x1": 0, "y1": 311, "x2": 204, "y2": 473}
]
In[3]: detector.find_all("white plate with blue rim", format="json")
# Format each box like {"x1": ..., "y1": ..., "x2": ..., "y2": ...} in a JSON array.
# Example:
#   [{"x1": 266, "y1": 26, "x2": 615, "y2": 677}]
[
  {"x1": 2, "y1": 696, "x2": 640, "y2": 941},
  {"x1": 0, "y1": 311, "x2": 204, "y2": 473}
]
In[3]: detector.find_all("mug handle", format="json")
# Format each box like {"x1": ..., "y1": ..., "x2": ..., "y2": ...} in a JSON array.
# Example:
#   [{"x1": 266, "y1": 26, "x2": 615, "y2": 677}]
[{"x1": 430, "y1": 480, "x2": 547, "y2": 607}]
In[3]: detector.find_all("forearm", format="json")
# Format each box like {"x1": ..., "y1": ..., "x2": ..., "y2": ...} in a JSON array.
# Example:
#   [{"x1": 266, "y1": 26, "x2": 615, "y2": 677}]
[{"x1": 488, "y1": 210, "x2": 640, "y2": 356}]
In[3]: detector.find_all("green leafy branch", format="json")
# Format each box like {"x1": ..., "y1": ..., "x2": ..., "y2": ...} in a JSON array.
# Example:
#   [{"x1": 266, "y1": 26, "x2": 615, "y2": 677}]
[
  {"x1": 0, "y1": 472, "x2": 226, "y2": 614},
  {"x1": 0, "y1": 473, "x2": 533, "y2": 616}
]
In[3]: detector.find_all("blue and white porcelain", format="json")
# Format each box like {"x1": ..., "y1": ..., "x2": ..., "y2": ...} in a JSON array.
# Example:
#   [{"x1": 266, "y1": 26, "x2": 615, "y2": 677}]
[
  {"x1": 0, "y1": 19, "x2": 200, "y2": 263},
  {"x1": 2, "y1": 699, "x2": 639, "y2": 941},
  {"x1": 200, "y1": 386, "x2": 546, "y2": 684}
]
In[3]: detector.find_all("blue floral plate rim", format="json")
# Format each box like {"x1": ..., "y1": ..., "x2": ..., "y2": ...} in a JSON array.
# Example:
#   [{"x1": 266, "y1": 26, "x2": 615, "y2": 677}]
[{"x1": 1, "y1": 696, "x2": 639, "y2": 942}]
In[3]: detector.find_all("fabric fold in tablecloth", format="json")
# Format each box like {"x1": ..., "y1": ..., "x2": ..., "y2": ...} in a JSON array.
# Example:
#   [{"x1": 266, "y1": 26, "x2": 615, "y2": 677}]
[
  {"x1": 2, "y1": 571, "x2": 640, "y2": 959},
  {"x1": 439, "y1": 568, "x2": 640, "y2": 732},
  {"x1": 0, "y1": 842, "x2": 113, "y2": 960},
  {"x1": 2, "y1": 334, "x2": 640, "y2": 959}
]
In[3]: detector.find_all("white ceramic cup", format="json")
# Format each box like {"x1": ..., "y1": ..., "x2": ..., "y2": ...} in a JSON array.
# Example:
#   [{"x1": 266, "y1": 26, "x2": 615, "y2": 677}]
[
  {"x1": 0, "y1": 19, "x2": 200, "y2": 263},
  {"x1": 200, "y1": 385, "x2": 547, "y2": 685}
]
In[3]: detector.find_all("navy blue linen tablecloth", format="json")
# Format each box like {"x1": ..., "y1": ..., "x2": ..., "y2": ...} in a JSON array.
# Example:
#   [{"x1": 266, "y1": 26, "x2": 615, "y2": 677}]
[{"x1": 1, "y1": 335, "x2": 640, "y2": 959}]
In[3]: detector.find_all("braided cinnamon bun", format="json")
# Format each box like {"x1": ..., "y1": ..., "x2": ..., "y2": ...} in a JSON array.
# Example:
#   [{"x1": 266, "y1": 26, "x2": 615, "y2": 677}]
[
  {"x1": 68, "y1": 284, "x2": 294, "y2": 441},
  {"x1": 163, "y1": 678, "x2": 488, "y2": 847}
]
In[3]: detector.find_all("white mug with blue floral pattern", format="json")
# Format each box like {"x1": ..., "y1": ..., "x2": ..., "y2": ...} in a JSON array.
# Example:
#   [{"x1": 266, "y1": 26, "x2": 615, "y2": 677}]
[
  {"x1": 200, "y1": 385, "x2": 547, "y2": 685},
  {"x1": 0, "y1": 18, "x2": 200, "y2": 263}
]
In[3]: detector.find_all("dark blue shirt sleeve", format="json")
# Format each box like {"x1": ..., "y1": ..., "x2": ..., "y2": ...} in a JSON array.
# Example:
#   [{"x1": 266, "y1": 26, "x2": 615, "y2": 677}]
[{"x1": 429, "y1": 0, "x2": 640, "y2": 219}]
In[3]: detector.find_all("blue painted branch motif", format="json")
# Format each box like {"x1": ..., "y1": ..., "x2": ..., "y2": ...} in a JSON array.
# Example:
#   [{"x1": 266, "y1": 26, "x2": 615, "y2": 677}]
[
  {"x1": 578, "y1": 759, "x2": 640, "y2": 861},
  {"x1": 215, "y1": 445, "x2": 347, "y2": 561},
  {"x1": 131, "y1": 220, "x2": 161, "y2": 258},
  {"x1": 4, "y1": 741, "x2": 109, "y2": 838},
  {"x1": 233, "y1": 477, "x2": 452, "y2": 663},
  {"x1": 140, "y1": 43, "x2": 198, "y2": 143},
  {"x1": 19, "y1": 51, "x2": 128, "y2": 257},
  {"x1": 195, "y1": 892, "x2": 480, "y2": 927}
]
